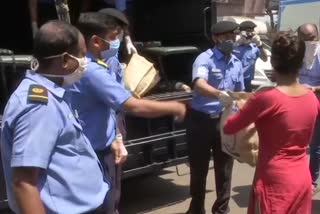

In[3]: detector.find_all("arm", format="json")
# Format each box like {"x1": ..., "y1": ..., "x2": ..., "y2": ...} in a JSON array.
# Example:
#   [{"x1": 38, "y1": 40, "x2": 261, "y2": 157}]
[
  {"x1": 10, "y1": 104, "x2": 60, "y2": 211},
  {"x1": 28, "y1": 0, "x2": 38, "y2": 23},
  {"x1": 259, "y1": 46, "x2": 268, "y2": 62},
  {"x1": 28, "y1": 0, "x2": 38, "y2": 37},
  {"x1": 252, "y1": 35, "x2": 268, "y2": 62},
  {"x1": 123, "y1": 97, "x2": 186, "y2": 120},
  {"x1": 87, "y1": 69, "x2": 186, "y2": 120},
  {"x1": 223, "y1": 94, "x2": 265, "y2": 134},
  {"x1": 13, "y1": 167, "x2": 46, "y2": 214}
]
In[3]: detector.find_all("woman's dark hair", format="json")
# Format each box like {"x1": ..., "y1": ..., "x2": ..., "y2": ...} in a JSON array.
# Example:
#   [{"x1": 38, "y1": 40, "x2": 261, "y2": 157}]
[
  {"x1": 271, "y1": 31, "x2": 305, "y2": 75},
  {"x1": 33, "y1": 20, "x2": 81, "y2": 62},
  {"x1": 77, "y1": 12, "x2": 121, "y2": 44}
]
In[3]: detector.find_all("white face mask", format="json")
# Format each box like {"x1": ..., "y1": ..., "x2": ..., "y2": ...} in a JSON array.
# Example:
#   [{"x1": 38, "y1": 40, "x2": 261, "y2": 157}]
[
  {"x1": 304, "y1": 41, "x2": 320, "y2": 69},
  {"x1": 31, "y1": 53, "x2": 87, "y2": 86}
]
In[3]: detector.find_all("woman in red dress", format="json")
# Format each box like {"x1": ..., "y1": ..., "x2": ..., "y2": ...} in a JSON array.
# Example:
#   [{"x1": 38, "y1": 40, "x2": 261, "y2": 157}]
[{"x1": 224, "y1": 32, "x2": 319, "y2": 214}]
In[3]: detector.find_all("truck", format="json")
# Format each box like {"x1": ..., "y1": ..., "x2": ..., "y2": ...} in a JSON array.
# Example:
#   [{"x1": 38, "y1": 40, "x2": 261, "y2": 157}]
[
  {"x1": 0, "y1": 0, "x2": 274, "y2": 210},
  {"x1": 278, "y1": 0, "x2": 320, "y2": 31}
]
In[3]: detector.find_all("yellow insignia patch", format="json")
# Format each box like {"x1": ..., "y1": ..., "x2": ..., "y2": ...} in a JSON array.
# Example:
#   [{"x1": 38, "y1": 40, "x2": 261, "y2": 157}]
[
  {"x1": 28, "y1": 84, "x2": 48, "y2": 104},
  {"x1": 32, "y1": 88, "x2": 44, "y2": 94},
  {"x1": 96, "y1": 59, "x2": 109, "y2": 68}
]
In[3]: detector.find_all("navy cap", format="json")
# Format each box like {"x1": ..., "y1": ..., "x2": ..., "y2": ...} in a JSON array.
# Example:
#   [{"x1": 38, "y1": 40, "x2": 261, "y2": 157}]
[
  {"x1": 211, "y1": 21, "x2": 240, "y2": 35},
  {"x1": 98, "y1": 8, "x2": 129, "y2": 25},
  {"x1": 240, "y1": 21, "x2": 257, "y2": 31}
]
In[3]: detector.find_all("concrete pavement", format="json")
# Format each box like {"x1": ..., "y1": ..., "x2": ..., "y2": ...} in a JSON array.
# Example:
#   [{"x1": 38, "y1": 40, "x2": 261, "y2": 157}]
[{"x1": 120, "y1": 161, "x2": 320, "y2": 214}]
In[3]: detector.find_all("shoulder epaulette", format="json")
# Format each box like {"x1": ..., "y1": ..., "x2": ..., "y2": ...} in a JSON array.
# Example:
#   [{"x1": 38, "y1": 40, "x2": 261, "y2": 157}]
[
  {"x1": 27, "y1": 84, "x2": 48, "y2": 104},
  {"x1": 96, "y1": 59, "x2": 109, "y2": 68}
]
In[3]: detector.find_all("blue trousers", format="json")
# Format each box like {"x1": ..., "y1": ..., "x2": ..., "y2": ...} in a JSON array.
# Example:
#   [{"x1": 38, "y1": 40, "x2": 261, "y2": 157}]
[
  {"x1": 97, "y1": 148, "x2": 121, "y2": 214},
  {"x1": 310, "y1": 116, "x2": 320, "y2": 187}
]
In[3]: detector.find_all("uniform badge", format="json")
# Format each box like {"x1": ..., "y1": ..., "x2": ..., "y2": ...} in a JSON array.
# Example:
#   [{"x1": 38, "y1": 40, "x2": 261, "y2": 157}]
[
  {"x1": 197, "y1": 66, "x2": 208, "y2": 76},
  {"x1": 211, "y1": 68, "x2": 221, "y2": 73},
  {"x1": 27, "y1": 84, "x2": 48, "y2": 104}
]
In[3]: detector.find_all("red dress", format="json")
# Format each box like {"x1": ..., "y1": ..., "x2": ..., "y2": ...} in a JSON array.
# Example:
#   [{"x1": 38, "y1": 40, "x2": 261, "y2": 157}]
[{"x1": 224, "y1": 88, "x2": 319, "y2": 214}]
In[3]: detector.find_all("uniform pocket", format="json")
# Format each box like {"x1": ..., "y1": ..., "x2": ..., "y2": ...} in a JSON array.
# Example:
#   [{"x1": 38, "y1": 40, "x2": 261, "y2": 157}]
[
  {"x1": 211, "y1": 72, "x2": 223, "y2": 79},
  {"x1": 231, "y1": 74, "x2": 240, "y2": 83}
]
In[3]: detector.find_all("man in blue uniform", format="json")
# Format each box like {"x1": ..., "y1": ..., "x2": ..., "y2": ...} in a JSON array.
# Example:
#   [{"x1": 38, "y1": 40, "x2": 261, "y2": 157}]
[
  {"x1": 298, "y1": 23, "x2": 320, "y2": 193},
  {"x1": 1, "y1": 21, "x2": 109, "y2": 214},
  {"x1": 93, "y1": 9, "x2": 129, "y2": 213},
  {"x1": 234, "y1": 21, "x2": 268, "y2": 92},
  {"x1": 186, "y1": 21, "x2": 244, "y2": 214},
  {"x1": 99, "y1": 7, "x2": 137, "y2": 56},
  {"x1": 70, "y1": 12, "x2": 186, "y2": 214}
]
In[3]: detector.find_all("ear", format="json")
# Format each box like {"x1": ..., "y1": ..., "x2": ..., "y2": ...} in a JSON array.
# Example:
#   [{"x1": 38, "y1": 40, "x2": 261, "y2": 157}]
[
  {"x1": 91, "y1": 35, "x2": 102, "y2": 49},
  {"x1": 61, "y1": 53, "x2": 69, "y2": 69}
]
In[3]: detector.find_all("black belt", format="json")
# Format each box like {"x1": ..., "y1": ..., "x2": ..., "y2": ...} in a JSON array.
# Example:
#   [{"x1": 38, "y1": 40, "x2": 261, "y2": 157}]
[{"x1": 189, "y1": 108, "x2": 221, "y2": 120}]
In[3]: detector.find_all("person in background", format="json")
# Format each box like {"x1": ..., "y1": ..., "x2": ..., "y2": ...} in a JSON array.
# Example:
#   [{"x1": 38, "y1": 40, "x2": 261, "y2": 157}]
[
  {"x1": 99, "y1": 7, "x2": 137, "y2": 55},
  {"x1": 1, "y1": 21, "x2": 109, "y2": 214},
  {"x1": 297, "y1": 23, "x2": 320, "y2": 193},
  {"x1": 28, "y1": 0, "x2": 82, "y2": 38},
  {"x1": 80, "y1": 0, "x2": 137, "y2": 55},
  {"x1": 186, "y1": 20, "x2": 244, "y2": 214},
  {"x1": 69, "y1": 12, "x2": 186, "y2": 214},
  {"x1": 224, "y1": 32, "x2": 318, "y2": 214},
  {"x1": 234, "y1": 20, "x2": 268, "y2": 92}
]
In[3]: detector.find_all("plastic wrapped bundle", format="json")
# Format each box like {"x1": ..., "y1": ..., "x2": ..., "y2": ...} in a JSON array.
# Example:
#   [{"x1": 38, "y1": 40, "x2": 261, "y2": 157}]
[
  {"x1": 220, "y1": 92, "x2": 259, "y2": 167},
  {"x1": 124, "y1": 53, "x2": 160, "y2": 98}
]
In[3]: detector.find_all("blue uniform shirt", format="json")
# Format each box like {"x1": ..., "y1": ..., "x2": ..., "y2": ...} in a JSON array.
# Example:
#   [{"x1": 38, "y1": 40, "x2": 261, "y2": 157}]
[
  {"x1": 1, "y1": 71, "x2": 109, "y2": 214},
  {"x1": 106, "y1": 56, "x2": 127, "y2": 137},
  {"x1": 107, "y1": 56, "x2": 124, "y2": 85},
  {"x1": 299, "y1": 52, "x2": 320, "y2": 86},
  {"x1": 191, "y1": 48, "x2": 244, "y2": 115},
  {"x1": 234, "y1": 43, "x2": 260, "y2": 80},
  {"x1": 67, "y1": 54, "x2": 131, "y2": 151}
]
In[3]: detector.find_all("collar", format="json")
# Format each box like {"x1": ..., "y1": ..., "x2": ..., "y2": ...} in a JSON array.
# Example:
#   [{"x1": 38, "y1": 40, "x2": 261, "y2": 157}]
[
  {"x1": 86, "y1": 52, "x2": 109, "y2": 68},
  {"x1": 211, "y1": 48, "x2": 224, "y2": 60},
  {"x1": 25, "y1": 70, "x2": 66, "y2": 99},
  {"x1": 211, "y1": 48, "x2": 237, "y2": 65}
]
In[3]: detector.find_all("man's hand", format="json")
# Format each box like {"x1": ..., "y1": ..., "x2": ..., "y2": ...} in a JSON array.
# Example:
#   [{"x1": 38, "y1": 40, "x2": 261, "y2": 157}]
[
  {"x1": 236, "y1": 32, "x2": 248, "y2": 45},
  {"x1": 252, "y1": 34, "x2": 263, "y2": 47},
  {"x1": 125, "y1": 36, "x2": 137, "y2": 55},
  {"x1": 218, "y1": 91, "x2": 233, "y2": 107},
  {"x1": 111, "y1": 138, "x2": 128, "y2": 165}
]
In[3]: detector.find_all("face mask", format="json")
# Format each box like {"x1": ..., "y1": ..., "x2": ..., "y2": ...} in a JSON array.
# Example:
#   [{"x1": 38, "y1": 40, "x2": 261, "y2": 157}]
[
  {"x1": 35, "y1": 53, "x2": 87, "y2": 86},
  {"x1": 304, "y1": 41, "x2": 320, "y2": 69},
  {"x1": 217, "y1": 40, "x2": 234, "y2": 56},
  {"x1": 100, "y1": 38, "x2": 121, "y2": 61}
]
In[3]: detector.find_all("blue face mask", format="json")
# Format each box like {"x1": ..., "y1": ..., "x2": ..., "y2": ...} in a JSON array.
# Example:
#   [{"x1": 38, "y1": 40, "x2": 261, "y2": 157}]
[{"x1": 100, "y1": 38, "x2": 121, "y2": 61}]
